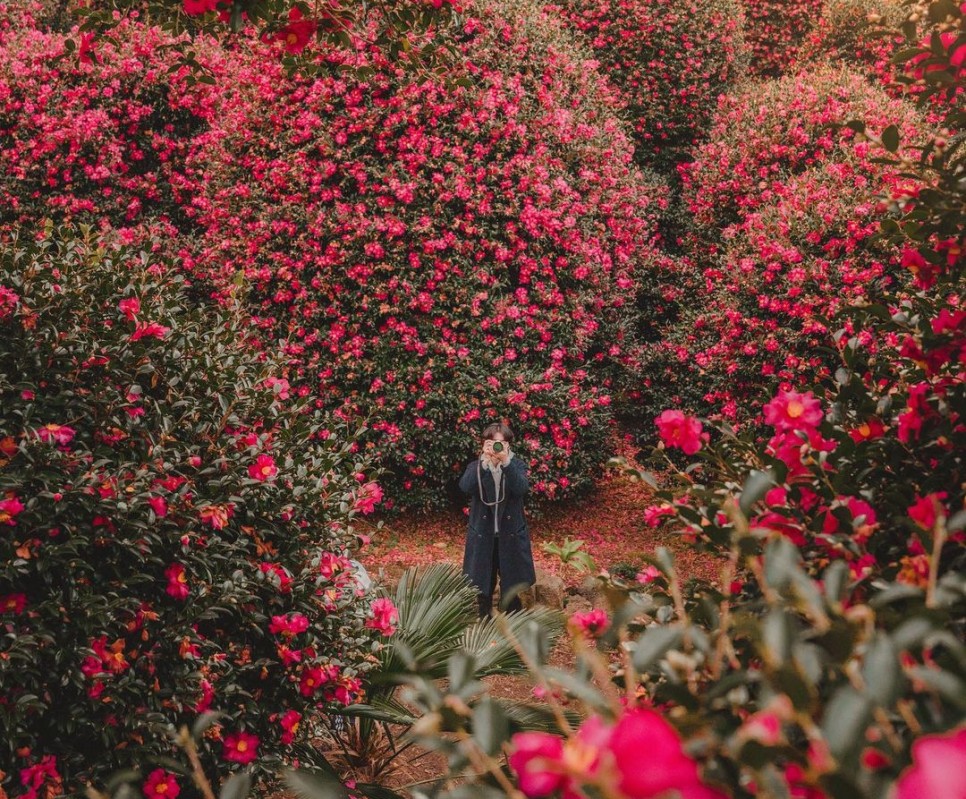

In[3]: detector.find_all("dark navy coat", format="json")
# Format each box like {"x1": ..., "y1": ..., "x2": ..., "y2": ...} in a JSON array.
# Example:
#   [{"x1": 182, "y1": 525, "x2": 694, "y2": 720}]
[{"x1": 459, "y1": 456, "x2": 536, "y2": 595}]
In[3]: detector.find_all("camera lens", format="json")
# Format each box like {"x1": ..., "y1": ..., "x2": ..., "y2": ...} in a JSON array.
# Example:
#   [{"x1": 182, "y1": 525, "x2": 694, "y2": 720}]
[{"x1": 492, "y1": 441, "x2": 504, "y2": 452}]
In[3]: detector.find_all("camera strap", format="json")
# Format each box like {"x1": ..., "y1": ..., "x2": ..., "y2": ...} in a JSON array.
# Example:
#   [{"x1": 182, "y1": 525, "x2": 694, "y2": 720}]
[{"x1": 476, "y1": 459, "x2": 505, "y2": 508}]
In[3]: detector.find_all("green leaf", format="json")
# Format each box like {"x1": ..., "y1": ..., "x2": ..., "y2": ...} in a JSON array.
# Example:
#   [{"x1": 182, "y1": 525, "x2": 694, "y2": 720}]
[
  {"x1": 822, "y1": 688, "x2": 872, "y2": 764},
  {"x1": 862, "y1": 634, "x2": 902, "y2": 707},
  {"x1": 823, "y1": 560, "x2": 850, "y2": 605},
  {"x1": 740, "y1": 469, "x2": 775, "y2": 515},
  {"x1": 762, "y1": 609, "x2": 793, "y2": 667},
  {"x1": 881, "y1": 125, "x2": 900, "y2": 153},
  {"x1": 284, "y1": 769, "x2": 350, "y2": 799},
  {"x1": 631, "y1": 624, "x2": 683, "y2": 672},
  {"x1": 219, "y1": 771, "x2": 252, "y2": 799},
  {"x1": 472, "y1": 696, "x2": 509, "y2": 756},
  {"x1": 764, "y1": 537, "x2": 801, "y2": 591}
]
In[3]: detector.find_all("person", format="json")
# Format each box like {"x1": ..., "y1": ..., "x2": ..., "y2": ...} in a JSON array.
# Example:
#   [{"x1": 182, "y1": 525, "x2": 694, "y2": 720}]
[{"x1": 459, "y1": 422, "x2": 535, "y2": 618}]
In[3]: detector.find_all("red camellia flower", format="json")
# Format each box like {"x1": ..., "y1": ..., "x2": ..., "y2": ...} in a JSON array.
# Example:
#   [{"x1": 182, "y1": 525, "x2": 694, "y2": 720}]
[
  {"x1": 164, "y1": 563, "x2": 190, "y2": 600},
  {"x1": 248, "y1": 453, "x2": 278, "y2": 481},
  {"x1": 655, "y1": 410, "x2": 706, "y2": 455},
  {"x1": 269, "y1": 612, "x2": 310, "y2": 637},
  {"x1": 508, "y1": 732, "x2": 567, "y2": 797},
  {"x1": 366, "y1": 597, "x2": 399, "y2": 637},
  {"x1": 199, "y1": 503, "x2": 234, "y2": 529},
  {"x1": 130, "y1": 321, "x2": 171, "y2": 341},
  {"x1": 568, "y1": 609, "x2": 609, "y2": 638},
  {"x1": 268, "y1": 8, "x2": 317, "y2": 54},
  {"x1": 608, "y1": 709, "x2": 727, "y2": 799},
  {"x1": 908, "y1": 492, "x2": 948, "y2": 531},
  {"x1": 148, "y1": 496, "x2": 168, "y2": 517},
  {"x1": 1, "y1": 593, "x2": 27, "y2": 614},
  {"x1": 279, "y1": 709, "x2": 302, "y2": 744},
  {"x1": 183, "y1": 0, "x2": 219, "y2": 15},
  {"x1": 894, "y1": 727, "x2": 966, "y2": 799},
  {"x1": 223, "y1": 731, "x2": 259, "y2": 764},
  {"x1": 762, "y1": 390, "x2": 824, "y2": 433},
  {"x1": 143, "y1": 769, "x2": 180, "y2": 799},
  {"x1": 0, "y1": 495, "x2": 25, "y2": 525},
  {"x1": 848, "y1": 417, "x2": 886, "y2": 443},
  {"x1": 118, "y1": 297, "x2": 140, "y2": 320},
  {"x1": 510, "y1": 708, "x2": 725, "y2": 799}
]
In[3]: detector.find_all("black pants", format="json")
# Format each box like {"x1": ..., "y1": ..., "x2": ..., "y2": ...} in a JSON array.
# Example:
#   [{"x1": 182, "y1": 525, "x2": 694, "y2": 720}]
[{"x1": 478, "y1": 538, "x2": 523, "y2": 618}]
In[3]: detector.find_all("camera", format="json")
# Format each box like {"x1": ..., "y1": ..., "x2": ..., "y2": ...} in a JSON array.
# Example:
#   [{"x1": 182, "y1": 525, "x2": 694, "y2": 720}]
[{"x1": 491, "y1": 441, "x2": 505, "y2": 453}]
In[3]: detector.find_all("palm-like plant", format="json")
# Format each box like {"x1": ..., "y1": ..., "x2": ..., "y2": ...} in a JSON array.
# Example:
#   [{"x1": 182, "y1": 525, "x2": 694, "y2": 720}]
[{"x1": 316, "y1": 564, "x2": 565, "y2": 795}]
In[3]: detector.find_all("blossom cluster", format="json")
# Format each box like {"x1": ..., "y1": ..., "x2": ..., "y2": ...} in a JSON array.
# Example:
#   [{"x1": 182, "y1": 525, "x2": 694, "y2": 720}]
[
  {"x1": 655, "y1": 66, "x2": 927, "y2": 418},
  {"x1": 0, "y1": 232, "x2": 397, "y2": 793},
  {"x1": 555, "y1": 0, "x2": 748, "y2": 172},
  {"x1": 738, "y1": 0, "x2": 824, "y2": 77}
]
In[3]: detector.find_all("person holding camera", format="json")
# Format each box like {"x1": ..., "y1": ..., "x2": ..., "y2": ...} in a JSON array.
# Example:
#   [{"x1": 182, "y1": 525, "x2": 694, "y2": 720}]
[{"x1": 459, "y1": 422, "x2": 535, "y2": 618}]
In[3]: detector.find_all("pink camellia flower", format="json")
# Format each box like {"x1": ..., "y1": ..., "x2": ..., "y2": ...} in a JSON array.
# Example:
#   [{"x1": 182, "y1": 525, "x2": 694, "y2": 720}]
[
  {"x1": 762, "y1": 390, "x2": 824, "y2": 433},
  {"x1": 130, "y1": 321, "x2": 170, "y2": 341},
  {"x1": 0, "y1": 285, "x2": 19, "y2": 319},
  {"x1": 118, "y1": 297, "x2": 140, "y2": 321},
  {"x1": 248, "y1": 453, "x2": 278, "y2": 481},
  {"x1": 569, "y1": 608, "x2": 609, "y2": 638},
  {"x1": 164, "y1": 563, "x2": 190, "y2": 600},
  {"x1": 279, "y1": 709, "x2": 302, "y2": 744},
  {"x1": 1, "y1": 593, "x2": 27, "y2": 614},
  {"x1": 354, "y1": 481, "x2": 383, "y2": 515},
  {"x1": 366, "y1": 597, "x2": 399, "y2": 637},
  {"x1": 608, "y1": 709, "x2": 727, "y2": 799},
  {"x1": 260, "y1": 562, "x2": 293, "y2": 593},
  {"x1": 895, "y1": 727, "x2": 966, "y2": 799},
  {"x1": 508, "y1": 732, "x2": 567, "y2": 797},
  {"x1": 269, "y1": 612, "x2": 310, "y2": 637},
  {"x1": 0, "y1": 495, "x2": 25, "y2": 526},
  {"x1": 655, "y1": 410, "x2": 706, "y2": 455},
  {"x1": 636, "y1": 565, "x2": 662, "y2": 585},
  {"x1": 143, "y1": 769, "x2": 180, "y2": 799},
  {"x1": 908, "y1": 492, "x2": 948, "y2": 531},
  {"x1": 36, "y1": 423, "x2": 76, "y2": 446},
  {"x1": 199, "y1": 503, "x2": 234, "y2": 530},
  {"x1": 223, "y1": 731, "x2": 259, "y2": 765},
  {"x1": 183, "y1": 0, "x2": 219, "y2": 15}
]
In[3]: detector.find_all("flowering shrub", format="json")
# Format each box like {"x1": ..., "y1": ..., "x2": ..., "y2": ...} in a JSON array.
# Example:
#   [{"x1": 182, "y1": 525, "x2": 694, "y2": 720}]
[
  {"x1": 0, "y1": 228, "x2": 395, "y2": 794},
  {"x1": 738, "y1": 0, "x2": 823, "y2": 77},
  {"x1": 652, "y1": 66, "x2": 928, "y2": 418},
  {"x1": 168, "y1": 0, "x2": 665, "y2": 507},
  {"x1": 555, "y1": 0, "x2": 748, "y2": 172},
  {"x1": 0, "y1": 17, "x2": 204, "y2": 241}
]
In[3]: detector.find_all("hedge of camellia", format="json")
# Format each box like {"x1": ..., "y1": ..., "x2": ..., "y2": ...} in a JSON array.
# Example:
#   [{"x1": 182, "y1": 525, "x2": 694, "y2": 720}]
[
  {"x1": 554, "y1": 0, "x2": 748, "y2": 173},
  {"x1": 655, "y1": 66, "x2": 927, "y2": 418},
  {"x1": 738, "y1": 0, "x2": 824, "y2": 77},
  {"x1": 0, "y1": 3, "x2": 667, "y2": 508},
  {"x1": 169, "y1": 0, "x2": 666, "y2": 507},
  {"x1": 0, "y1": 228, "x2": 395, "y2": 795},
  {"x1": 0, "y1": 15, "x2": 202, "y2": 242}
]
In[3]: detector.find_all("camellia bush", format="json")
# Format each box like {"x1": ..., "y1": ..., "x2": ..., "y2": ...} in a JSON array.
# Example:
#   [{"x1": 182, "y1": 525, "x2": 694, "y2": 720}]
[
  {"x1": 738, "y1": 0, "x2": 824, "y2": 77},
  {"x1": 0, "y1": 2, "x2": 667, "y2": 508},
  {"x1": 0, "y1": 227, "x2": 397, "y2": 796},
  {"x1": 0, "y1": 14, "x2": 205, "y2": 241},
  {"x1": 554, "y1": 0, "x2": 748, "y2": 173},
  {"x1": 651, "y1": 66, "x2": 927, "y2": 419},
  {"x1": 168, "y1": 0, "x2": 666, "y2": 507}
]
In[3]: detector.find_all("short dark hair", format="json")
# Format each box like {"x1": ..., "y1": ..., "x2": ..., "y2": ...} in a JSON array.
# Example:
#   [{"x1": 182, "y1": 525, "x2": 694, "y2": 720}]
[{"x1": 482, "y1": 422, "x2": 514, "y2": 443}]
